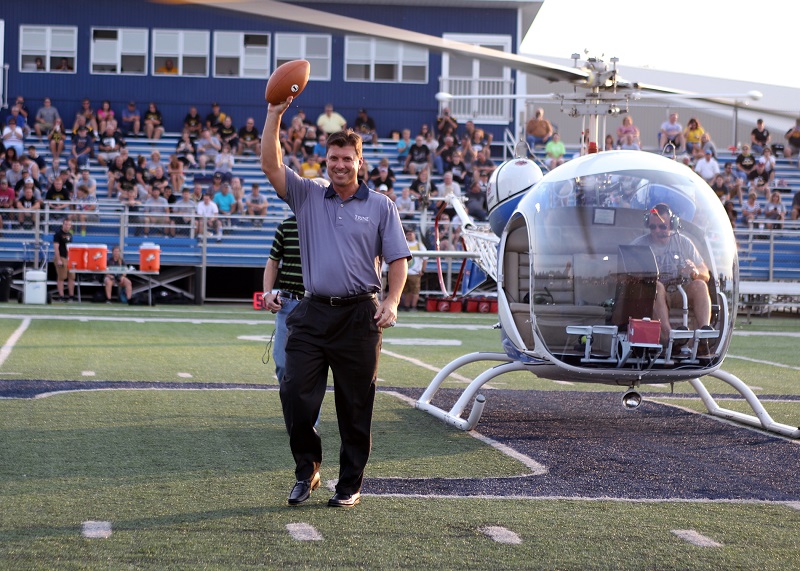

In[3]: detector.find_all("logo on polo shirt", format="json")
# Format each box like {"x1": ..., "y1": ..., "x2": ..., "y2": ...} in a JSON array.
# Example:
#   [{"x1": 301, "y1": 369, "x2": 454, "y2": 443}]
[{"x1": 354, "y1": 214, "x2": 370, "y2": 222}]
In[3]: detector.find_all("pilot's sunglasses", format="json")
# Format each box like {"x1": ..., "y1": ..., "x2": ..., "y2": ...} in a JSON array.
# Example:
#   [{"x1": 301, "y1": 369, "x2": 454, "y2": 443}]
[{"x1": 649, "y1": 223, "x2": 668, "y2": 230}]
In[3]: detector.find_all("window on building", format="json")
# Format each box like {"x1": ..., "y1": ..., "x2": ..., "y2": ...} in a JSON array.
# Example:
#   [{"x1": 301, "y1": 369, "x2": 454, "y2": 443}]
[
  {"x1": 274, "y1": 34, "x2": 330, "y2": 81},
  {"x1": 344, "y1": 37, "x2": 428, "y2": 83},
  {"x1": 152, "y1": 29, "x2": 209, "y2": 76},
  {"x1": 19, "y1": 26, "x2": 77, "y2": 73},
  {"x1": 90, "y1": 28, "x2": 148, "y2": 75},
  {"x1": 213, "y1": 31, "x2": 270, "y2": 78}
]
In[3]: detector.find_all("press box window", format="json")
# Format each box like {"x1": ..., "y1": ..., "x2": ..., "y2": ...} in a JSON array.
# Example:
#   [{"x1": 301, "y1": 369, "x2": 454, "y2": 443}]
[
  {"x1": 90, "y1": 28, "x2": 148, "y2": 75},
  {"x1": 19, "y1": 26, "x2": 77, "y2": 72},
  {"x1": 274, "y1": 33, "x2": 331, "y2": 81},
  {"x1": 153, "y1": 29, "x2": 209, "y2": 76},
  {"x1": 214, "y1": 32, "x2": 270, "y2": 78}
]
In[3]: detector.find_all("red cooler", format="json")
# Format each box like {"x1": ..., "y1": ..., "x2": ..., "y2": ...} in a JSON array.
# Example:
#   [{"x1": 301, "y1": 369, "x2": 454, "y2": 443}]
[
  {"x1": 67, "y1": 244, "x2": 88, "y2": 270},
  {"x1": 139, "y1": 243, "x2": 161, "y2": 272},
  {"x1": 86, "y1": 244, "x2": 108, "y2": 271}
]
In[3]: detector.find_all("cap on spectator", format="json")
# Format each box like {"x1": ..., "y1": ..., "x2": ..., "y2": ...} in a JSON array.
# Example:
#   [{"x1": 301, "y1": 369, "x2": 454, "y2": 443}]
[
  {"x1": 212, "y1": 102, "x2": 220, "y2": 107},
  {"x1": 359, "y1": 108, "x2": 367, "y2": 113},
  {"x1": 24, "y1": 177, "x2": 34, "y2": 184},
  {"x1": 78, "y1": 124, "x2": 88, "y2": 131},
  {"x1": 704, "y1": 149, "x2": 712, "y2": 154},
  {"x1": 378, "y1": 184, "x2": 388, "y2": 192},
  {"x1": 758, "y1": 157, "x2": 766, "y2": 164},
  {"x1": 213, "y1": 173, "x2": 222, "y2": 179}
]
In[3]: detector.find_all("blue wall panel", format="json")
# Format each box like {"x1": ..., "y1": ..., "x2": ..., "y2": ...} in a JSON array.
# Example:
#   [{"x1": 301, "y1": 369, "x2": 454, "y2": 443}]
[{"x1": 3, "y1": 1, "x2": 519, "y2": 141}]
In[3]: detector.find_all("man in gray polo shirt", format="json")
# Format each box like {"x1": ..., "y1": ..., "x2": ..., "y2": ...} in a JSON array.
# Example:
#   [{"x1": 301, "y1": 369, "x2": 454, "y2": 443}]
[{"x1": 261, "y1": 95, "x2": 410, "y2": 509}]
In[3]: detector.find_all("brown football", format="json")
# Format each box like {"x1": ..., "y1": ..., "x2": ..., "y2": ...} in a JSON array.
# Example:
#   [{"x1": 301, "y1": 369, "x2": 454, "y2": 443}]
[{"x1": 265, "y1": 60, "x2": 310, "y2": 105}]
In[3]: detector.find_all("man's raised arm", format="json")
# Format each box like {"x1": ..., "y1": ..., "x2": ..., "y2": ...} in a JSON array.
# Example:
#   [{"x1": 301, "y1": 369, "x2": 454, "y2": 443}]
[{"x1": 260, "y1": 96, "x2": 293, "y2": 199}]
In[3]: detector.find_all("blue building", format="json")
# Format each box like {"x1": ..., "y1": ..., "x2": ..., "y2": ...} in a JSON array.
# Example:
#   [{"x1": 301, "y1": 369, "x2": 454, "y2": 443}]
[{"x1": 1, "y1": 0, "x2": 539, "y2": 141}]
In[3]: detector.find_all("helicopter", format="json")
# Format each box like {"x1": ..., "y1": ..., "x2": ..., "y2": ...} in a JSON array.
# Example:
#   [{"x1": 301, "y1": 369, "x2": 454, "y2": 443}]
[
  {"x1": 170, "y1": 0, "x2": 797, "y2": 438},
  {"x1": 415, "y1": 149, "x2": 799, "y2": 439}
]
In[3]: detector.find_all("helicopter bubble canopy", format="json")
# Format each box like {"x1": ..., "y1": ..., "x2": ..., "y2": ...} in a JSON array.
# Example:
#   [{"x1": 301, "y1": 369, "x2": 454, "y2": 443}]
[{"x1": 499, "y1": 151, "x2": 737, "y2": 380}]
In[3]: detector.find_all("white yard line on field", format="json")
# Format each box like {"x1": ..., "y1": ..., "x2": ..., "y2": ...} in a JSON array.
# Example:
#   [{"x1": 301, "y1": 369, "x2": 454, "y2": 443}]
[{"x1": 0, "y1": 318, "x2": 31, "y2": 368}]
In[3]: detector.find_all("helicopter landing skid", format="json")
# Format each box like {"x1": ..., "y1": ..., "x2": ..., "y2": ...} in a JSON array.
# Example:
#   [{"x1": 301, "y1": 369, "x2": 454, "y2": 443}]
[
  {"x1": 688, "y1": 371, "x2": 800, "y2": 438},
  {"x1": 415, "y1": 352, "x2": 539, "y2": 430}
]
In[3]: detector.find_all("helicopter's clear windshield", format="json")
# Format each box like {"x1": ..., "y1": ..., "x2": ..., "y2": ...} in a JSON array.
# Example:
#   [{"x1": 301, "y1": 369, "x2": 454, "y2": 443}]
[{"x1": 509, "y1": 151, "x2": 737, "y2": 365}]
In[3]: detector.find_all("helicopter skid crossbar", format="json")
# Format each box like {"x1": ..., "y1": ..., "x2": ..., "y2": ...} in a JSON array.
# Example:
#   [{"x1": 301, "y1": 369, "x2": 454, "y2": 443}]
[
  {"x1": 689, "y1": 371, "x2": 800, "y2": 438},
  {"x1": 416, "y1": 352, "x2": 534, "y2": 431}
]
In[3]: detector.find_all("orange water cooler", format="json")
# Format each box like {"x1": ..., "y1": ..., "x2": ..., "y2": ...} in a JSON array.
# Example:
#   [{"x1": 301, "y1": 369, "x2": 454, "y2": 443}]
[
  {"x1": 67, "y1": 244, "x2": 88, "y2": 270},
  {"x1": 139, "y1": 243, "x2": 161, "y2": 272},
  {"x1": 86, "y1": 244, "x2": 108, "y2": 271}
]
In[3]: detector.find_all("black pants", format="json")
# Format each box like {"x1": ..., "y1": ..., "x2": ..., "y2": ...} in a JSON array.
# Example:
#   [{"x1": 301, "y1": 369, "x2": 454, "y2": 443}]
[{"x1": 280, "y1": 296, "x2": 381, "y2": 494}]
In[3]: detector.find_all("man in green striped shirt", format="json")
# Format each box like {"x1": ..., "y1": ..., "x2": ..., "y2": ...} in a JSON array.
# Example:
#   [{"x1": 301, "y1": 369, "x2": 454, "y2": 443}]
[{"x1": 262, "y1": 216, "x2": 304, "y2": 383}]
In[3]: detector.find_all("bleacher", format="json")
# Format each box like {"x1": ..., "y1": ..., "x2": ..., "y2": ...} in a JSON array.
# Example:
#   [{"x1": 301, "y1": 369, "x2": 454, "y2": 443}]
[{"x1": 2, "y1": 133, "x2": 799, "y2": 300}]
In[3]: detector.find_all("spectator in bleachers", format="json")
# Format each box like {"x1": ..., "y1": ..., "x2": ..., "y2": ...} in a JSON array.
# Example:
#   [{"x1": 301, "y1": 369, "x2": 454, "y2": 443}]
[
  {"x1": 238, "y1": 117, "x2": 261, "y2": 156},
  {"x1": 71, "y1": 185, "x2": 98, "y2": 236},
  {"x1": 436, "y1": 107, "x2": 458, "y2": 140},
  {"x1": 218, "y1": 116, "x2": 239, "y2": 151},
  {"x1": 720, "y1": 162, "x2": 744, "y2": 206},
  {"x1": 424, "y1": 212, "x2": 457, "y2": 251},
  {"x1": 12, "y1": 96, "x2": 31, "y2": 136},
  {"x1": 400, "y1": 226, "x2": 425, "y2": 312},
  {"x1": 424, "y1": 129, "x2": 439, "y2": 158},
  {"x1": 175, "y1": 132, "x2": 198, "y2": 168},
  {"x1": 465, "y1": 180, "x2": 488, "y2": 222},
  {"x1": 619, "y1": 133, "x2": 640, "y2": 151},
  {"x1": 15, "y1": 174, "x2": 40, "y2": 201},
  {"x1": 372, "y1": 166, "x2": 395, "y2": 197},
  {"x1": 206, "y1": 173, "x2": 224, "y2": 199},
  {"x1": 120, "y1": 101, "x2": 141, "y2": 138},
  {"x1": 26, "y1": 145, "x2": 46, "y2": 181},
  {"x1": 748, "y1": 161, "x2": 771, "y2": 198},
  {"x1": 4, "y1": 155, "x2": 23, "y2": 186},
  {"x1": 299, "y1": 153, "x2": 323, "y2": 179},
  {"x1": 792, "y1": 191, "x2": 800, "y2": 220},
  {"x1": 145, "y1": 150, "x2": 165, "y2": 178},
  {"x1": 48, "y1": 117, "x2": 66, "y2": 159},
  {"x1": 408, "y1": 167, "x2": 432, "y2": 202},
  {"x1": 45, "y1": 175, "x2": 71, "y2": 220},
  {"x1": 2, "y1": 117, "x2": 25, "y2": 157},
  {"x1": 205, "y1": 102, "x2": 226, "y2": 135},
  {"x1": 76, "y1": 167, "x2": 97, "y2": 196},
  {"x1": 245, "y1": 183, "x2": 268, "y2": 224},
  {"x1": 434, "y1": 135, "x2": 455, "y2": 175},
  {"x1": 404, "y1": 135, "x2": 431, "y2": 175},
  {"x1": 710, "y1": 173, "x2": 730, "y2": 202},
  {"x1": 783, "y1": 118, "x2": 800, "y2": 161},
  {"x1": 357, "y1": 157, "x2": 371, "y2": 182},
  {"x1": 182, "y1": 106, "x2": 203, "y2": 139},
  {"x1": 45, "y1": 157, "x2": 62, "y2": 186},
  {"x1": 445, "y1": 149, "x2": 470, "y2": 188},
  {"x1": 0, "y1": 175, "x2": 16, "y2": 225},
  {"x1": 195, "y1": 128, "x2": 221, "y2": 173},
  {"x1": 525, "y1": 108, "x2": 553, "y2": 153},
  {"x1": 173, "y1": 188, "x2": 197, "y2": 235},
  {"x1": 143, "y1": 102, "x2": 165, "y2": 140},
  {"x1": 616, "y1": 115, "x2": 640, "y2": 147},
  {"x1": 190, "y1": 180, "x2": 204, "y2": 203},
  {"x1": 97, "y1": 100, "x2": 116, "y2": 134},
  {"x1": 59, "y1": 165, "x2": 76, "y2": 197},
  {"x1": 395, "y1": 187, "x2": 416, "y2": 220},
  {"x1": 604, "y1": 134, "x2": 615, "y2": 151},
  {"x1": 168, "y1": 154, "x2": 185, "y2": 193},
  {"x1": 369, "y1": 157, "x2": 396, "y2": 187},
  {"x1": 116, "y1": 166, "x2": 141, "y2": 201},
  {"x1": 750, "y1": 118, "x2": 771, "y2": 155},
  {"x1": 437, "y1": 171, "x2": 461, "y2": 200},
  {"x1": 694, "y1": 149, "x2": 720, "y2": 183},
  {"x1": 764, "y1": 190, "x2": 786, "y2": 230},
  {"x1": 214, "y1": 143, "x2": 235, "y2": 183},
  {"x1": 659, "y1": 113, "x2": 683, "y2": 153},
  {"x1": 70, "y1": 125, "x2": 94, "y2": 168},
  {"x1": 34, "y1": 97, "x2": 60, "y2": 140},
  {"x1": 15, "y1": 182, "x2": 42, "y2": 229},
  {"x1": 741, "y1": 191, "x2": 762, "y2": 226},
  {"x1": 287, "y1": 115, "x2": 308, "y2": 157},
  {"x1": 302, "y1": 124, "x2": 318, "y2": 156},
  {"x1": 73, "y1": 98, "x2": 98, "y2": 135},
  {"x1": 106, "y1": 150, "x2": 135, "y2": 198},
  {"x1": 316, "y1": 103, "x2": 347, "y2": 135},
  {"x1": 143, "y1": 185, "x2": 175, "y2": 237},
  {"x1": 397, "y1": 128, "x2": 412, "y2": 167},
  {"x1": 354, "y1": 108, "x2": 378, "y2": 144},
  {"x1": 683, "y1": 118, "x2": 704, "y2": 156},
  {"x1": 734, "y1": 144, "x2": 756, "y2": 185},
  {"x1": 197, "y1": 192, "x2": 222, "y2": 241},
  {"x1": 149, "y1": 165, "x2": 169, "y2": 191},
  {"x1": 96, "y1": 124, "x2": 125, "y2": 167},
  {"x1": 229, "y1": 177, "x2": 246, "y2": 217},
  {"x1": 472, "y1": 147, "x2": 496, "y2": 179},
  {"x1": 760, "y1": 147, "x2": 776, "y2": 185},
  {"x1": 723, "y1": 200, "x2": 737, "y2": 228},
  {"x1": 544, "y1": 132, "x2": 566, "y2": 169},
  {"x1": 19, "y1": 155, "x2": 41, "y2": 189}
]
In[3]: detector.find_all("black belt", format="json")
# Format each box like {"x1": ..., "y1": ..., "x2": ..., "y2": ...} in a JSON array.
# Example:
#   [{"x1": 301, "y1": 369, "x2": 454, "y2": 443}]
[
  {"x1": 304, "y1": 292, "x2": 376, "y2": 306},
  {"x1": 280, "y1": 291, "x2": 304, "y2": 301}
]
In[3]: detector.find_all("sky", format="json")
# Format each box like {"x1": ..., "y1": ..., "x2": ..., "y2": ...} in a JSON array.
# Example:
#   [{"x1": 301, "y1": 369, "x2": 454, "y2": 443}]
[{"x1": 520, "y1": 0, "x2": 800, "y2": 90}]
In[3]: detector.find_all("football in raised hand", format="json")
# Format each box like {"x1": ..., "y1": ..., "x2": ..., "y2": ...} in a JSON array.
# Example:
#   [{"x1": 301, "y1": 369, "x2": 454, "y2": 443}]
[{"x1": 265, "y1": 60, "x2": 310, "y2": 105}]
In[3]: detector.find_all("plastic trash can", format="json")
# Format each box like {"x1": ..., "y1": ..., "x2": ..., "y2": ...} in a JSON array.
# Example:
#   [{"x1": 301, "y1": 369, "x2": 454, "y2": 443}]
[{"x1": 24, "y1": 270, "x2": 48, "y2": 305}]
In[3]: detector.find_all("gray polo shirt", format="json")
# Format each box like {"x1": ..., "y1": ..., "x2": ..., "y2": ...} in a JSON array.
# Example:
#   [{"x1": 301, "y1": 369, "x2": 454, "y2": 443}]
[{"x1": 283, "y1": 168, "x2": 410, "y2": 297}]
